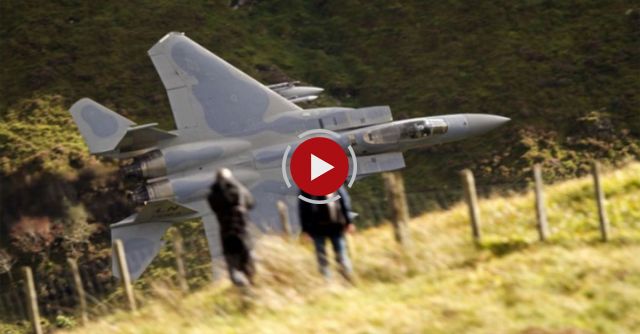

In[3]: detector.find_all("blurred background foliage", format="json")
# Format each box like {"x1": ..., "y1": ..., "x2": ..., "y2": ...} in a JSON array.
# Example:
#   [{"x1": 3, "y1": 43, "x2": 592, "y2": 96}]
[{"x1": 0, "y1": 0, "x2": 639, "y2": 325}]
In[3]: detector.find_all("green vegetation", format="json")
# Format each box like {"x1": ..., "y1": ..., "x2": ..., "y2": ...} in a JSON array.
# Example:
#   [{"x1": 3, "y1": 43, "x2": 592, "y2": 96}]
[
  {"x1": 57, "y1": 163, "x2": 640, "y2": 334},
  {"x1": 1, "y1": 2, "x2": 639, "y2": 332},
  {"x1": 1, "y1": 1, "x2": 638, "y2": 182},
  {"x1": 0, "y1": 95, "x2": 89, "y2": 175},
  {"x1": 1, "y1": 0, "x2": 639, "y2": 230}
]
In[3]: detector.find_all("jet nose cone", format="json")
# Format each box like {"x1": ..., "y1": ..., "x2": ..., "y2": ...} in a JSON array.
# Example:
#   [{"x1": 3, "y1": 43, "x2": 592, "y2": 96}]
[{"x1": 465, "y1": 114, "x2": 510, "y2": 136}]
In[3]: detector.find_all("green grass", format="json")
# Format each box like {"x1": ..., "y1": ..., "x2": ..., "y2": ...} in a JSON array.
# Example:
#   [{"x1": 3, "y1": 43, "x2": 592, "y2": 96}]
[
  {"x1": 1, "y1": 2, "x2": 640, "y2": 331},
  {"x1": 57, "y1": 162, "x2": 640, "y2": 334}
]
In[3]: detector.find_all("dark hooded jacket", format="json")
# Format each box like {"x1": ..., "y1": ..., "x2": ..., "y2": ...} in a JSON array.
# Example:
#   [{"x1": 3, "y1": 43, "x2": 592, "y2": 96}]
[
  {"x1": 299, "y1": 187, "x2": 352, "y2": 236},
  {"x1": 207, "y1": 175, "x2": 255, "y2": 252}
]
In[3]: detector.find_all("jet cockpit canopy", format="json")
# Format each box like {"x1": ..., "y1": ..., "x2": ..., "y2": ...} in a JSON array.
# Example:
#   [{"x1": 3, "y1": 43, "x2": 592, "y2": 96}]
[{"x1": 364, "y1": 118, "x2": 448, "y2": 144}]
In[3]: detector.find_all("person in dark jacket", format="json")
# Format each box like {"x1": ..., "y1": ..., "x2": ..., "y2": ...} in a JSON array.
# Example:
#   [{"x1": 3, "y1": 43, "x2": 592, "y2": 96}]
[
  {"x1": 299, "y1": 186, "x2": 355, "y2": 281},
  {"x1": 207, "y1": 168, "x2": 256, "y2": 286}
]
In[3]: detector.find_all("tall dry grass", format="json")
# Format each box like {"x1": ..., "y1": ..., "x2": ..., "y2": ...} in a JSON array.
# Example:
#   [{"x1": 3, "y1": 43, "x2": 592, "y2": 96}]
[{"x1": 63, "y1": 163, "x2": 640, "y2": 333}]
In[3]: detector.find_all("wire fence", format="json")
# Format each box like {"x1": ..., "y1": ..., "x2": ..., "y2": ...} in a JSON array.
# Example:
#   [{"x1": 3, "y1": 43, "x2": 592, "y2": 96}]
[
  {"x1": 0, "y1": 225, "x2": 215, "y2": 332},
  {"x1": 352, "y1": 179, "x2": 532, "y2": 226},
  {"x1": 0, "y1": 258, "x2": 116, "y2": 324},
  {"x1": 0, "y1": 161, "x2": 637, "y2": 332}
]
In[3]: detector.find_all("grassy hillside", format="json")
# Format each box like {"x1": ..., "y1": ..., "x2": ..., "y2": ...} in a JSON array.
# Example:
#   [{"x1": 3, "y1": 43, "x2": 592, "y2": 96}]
[
  {"x1": 0, "y1": 0, "x2": 638, "y2": 229},
  {"x1": 56, "y1": 162, "x2": 640, "y2": 334},
  {"x1": 1, "y1": 1, "x2": 639, "y2": 328}
]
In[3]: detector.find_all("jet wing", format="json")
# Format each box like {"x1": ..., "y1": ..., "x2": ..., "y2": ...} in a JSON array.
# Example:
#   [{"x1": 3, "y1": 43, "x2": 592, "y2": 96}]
[{"x1": 148, "y1": 32, "x2": 301, "y2": 139}]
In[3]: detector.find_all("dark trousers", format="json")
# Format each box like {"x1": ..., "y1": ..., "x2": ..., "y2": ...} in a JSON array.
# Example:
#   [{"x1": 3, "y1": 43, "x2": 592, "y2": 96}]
[{"x1": 222, "y1": 235, "x2": 255, "y2": 286}]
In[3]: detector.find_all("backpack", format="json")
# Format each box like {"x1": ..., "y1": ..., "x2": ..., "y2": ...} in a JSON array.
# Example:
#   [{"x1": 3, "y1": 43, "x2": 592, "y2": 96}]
[{"x1": 313, "y1": 195, "x2": 346, "y2": 227}]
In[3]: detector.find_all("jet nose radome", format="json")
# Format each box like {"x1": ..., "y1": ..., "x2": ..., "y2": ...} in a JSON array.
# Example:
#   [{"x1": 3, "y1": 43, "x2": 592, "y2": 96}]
[{"x1": 464, "y1": 114, "x2": 510, "y2": 136}]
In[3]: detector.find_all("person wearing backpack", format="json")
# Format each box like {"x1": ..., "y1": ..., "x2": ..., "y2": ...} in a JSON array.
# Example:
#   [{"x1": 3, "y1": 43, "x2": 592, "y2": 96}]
[{"x1": 298, "y1": 186, "x2": 355, "y2": 282}]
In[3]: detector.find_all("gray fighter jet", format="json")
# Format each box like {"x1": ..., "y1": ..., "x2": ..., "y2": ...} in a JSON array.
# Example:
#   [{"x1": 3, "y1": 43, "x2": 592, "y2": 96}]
[{"x1": 69, "y1": 32, "x2": 509, "y2": 280}]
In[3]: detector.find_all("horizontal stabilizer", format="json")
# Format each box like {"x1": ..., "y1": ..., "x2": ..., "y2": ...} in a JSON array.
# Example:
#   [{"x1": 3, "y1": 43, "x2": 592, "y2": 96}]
[
  {"x1": 111, "y1": 215, "x2": 174, "y2": 281},
  {"x1": 69, "y1": 98, "x2": 176, "y2": 157},
  {"x1": 134, "y1": 199, "x2": 198, "y2": 223},
  {"x1": 111, "y1": 200, "x2": 196, "y2": 280},
  {"x1": 116, "y1": 123, "x2": 176, "y2": 155},
  {"x1": 354, "y1": 152, "x2": 405, "y2": 177}
]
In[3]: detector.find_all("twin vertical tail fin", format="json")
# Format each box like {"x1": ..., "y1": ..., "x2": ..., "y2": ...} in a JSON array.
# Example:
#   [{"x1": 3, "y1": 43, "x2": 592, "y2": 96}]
[
  {"x1": 69, "y1": 98, "x2": 136, "y2": 155},
  {"x1": 69, "y1": 98, "x2": 177, "y2": 158}
]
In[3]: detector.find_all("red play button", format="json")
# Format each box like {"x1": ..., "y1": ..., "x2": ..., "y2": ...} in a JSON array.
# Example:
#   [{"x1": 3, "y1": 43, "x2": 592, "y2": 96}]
[{"x1": 290, "y1": 137, "x2": 349, "y2": 196}]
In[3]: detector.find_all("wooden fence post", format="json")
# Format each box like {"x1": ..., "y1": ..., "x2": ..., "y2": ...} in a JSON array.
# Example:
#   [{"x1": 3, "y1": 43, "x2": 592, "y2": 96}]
[
  {"x1": 461, "y1": 169, "x2": 481, "y2": 245},
  {"x1": 533, "y1": 164, "x2": 549, "y2": 241},
  {"x1": 591, "y1": 162, "x2": 610, "y2": 242},
  {"x1": 171, "y1": 229, "x2": 190, "y2": 293},
  {"x1": 382, "y1": 171, "x2": 410, "y2": 246},
  {"x1": 276, "y1": 200, "x2": 292, "y2": 238},
  {"x1": 67, "y1": 259, "x2": 88, "y2": 325},
  {"x1": 113, "y1": 239, "x2": 137, "y2": 311},
  {"x1": 23, "y1": 267, "x2": 43, "y2": 334}
]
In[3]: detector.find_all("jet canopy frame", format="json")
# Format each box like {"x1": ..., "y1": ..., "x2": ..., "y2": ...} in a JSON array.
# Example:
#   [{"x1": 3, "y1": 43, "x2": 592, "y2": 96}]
[{"x1": 363, "y1": 118, "x2": 449, "y2": 144}]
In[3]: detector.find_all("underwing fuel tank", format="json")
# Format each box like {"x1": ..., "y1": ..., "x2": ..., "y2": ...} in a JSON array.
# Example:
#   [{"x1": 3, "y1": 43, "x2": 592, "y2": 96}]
[
  {"x1": 122, "y1": 139, "x2": 251, "y2": 178},
  {"x1": 345, "y1": 114, "x2": 510, "y2": 155}
]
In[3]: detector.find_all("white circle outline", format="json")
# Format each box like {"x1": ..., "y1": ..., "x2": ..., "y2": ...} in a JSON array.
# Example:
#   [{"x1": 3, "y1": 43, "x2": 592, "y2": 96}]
[
  {"x1": 297, "y1": 128, "x2": 341, "y2": 139},
  {"x1": 298, "y1": 194, "x2": 341, "y2": 204},
  {"x1": 281, "y1": 129, "x2": 358, "y2": 204},
  {"x1": 347, "y1": 145, "x2": 357, "y2": 188},
  {"x1": 281, "y1": 145, "x2": 292, "y2": 188}
]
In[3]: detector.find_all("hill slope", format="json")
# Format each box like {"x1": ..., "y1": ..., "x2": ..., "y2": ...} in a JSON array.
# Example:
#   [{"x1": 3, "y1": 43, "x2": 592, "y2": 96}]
[
  {"x1": 63, "y1": 163, "x2": 640, "y2": 334},
  {"x1": 1, "y1": 0, "x2": 639, "y2": 320},
  {"x1": 1, "y1": 1, "x2": 639, "y2": 182}
]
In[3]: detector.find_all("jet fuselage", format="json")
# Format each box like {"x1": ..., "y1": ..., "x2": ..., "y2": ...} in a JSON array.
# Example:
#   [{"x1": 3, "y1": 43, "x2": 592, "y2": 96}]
[{"x1": 126, "y1": 107, "x2": 509, "y2": 205}]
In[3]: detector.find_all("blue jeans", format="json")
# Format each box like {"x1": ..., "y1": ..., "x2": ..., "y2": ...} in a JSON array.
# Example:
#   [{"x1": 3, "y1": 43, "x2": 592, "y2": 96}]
[{"x1": 312, "y1": 234, "x2": 353, "y2": 280}]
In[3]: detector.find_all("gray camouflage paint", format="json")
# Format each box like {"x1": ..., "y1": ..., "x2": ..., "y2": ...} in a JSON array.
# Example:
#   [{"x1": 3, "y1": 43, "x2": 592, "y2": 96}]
[
  {"x1": 164, "y1": 145, "x2": 224, "y2": 173},
  {"x1": 80, "y1": 105, "x2": 119, "y2": 137},
  {"x1": 172, "y1": 41, "x2": 272, "y2": 135},
  {"x1": 70, "y1": 32, "x2": 509, "y2": 280}
]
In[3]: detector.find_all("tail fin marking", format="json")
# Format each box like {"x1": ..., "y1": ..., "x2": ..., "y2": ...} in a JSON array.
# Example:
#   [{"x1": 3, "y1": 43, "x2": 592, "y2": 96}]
[{"x1": 69, "y1": 98, "x2": 134, "y2": 154}]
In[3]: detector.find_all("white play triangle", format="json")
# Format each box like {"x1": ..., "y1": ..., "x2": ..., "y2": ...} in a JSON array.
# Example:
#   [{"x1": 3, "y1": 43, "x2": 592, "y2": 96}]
[{"x1": 310, "y1": 154, "x2": 334, "y2": 181}]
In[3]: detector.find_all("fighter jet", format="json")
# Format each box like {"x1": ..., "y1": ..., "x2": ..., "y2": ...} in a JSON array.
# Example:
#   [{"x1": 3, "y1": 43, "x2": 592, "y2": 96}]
[{"x1": 69, "y1": 32, "x2": 509, "y2": 280}]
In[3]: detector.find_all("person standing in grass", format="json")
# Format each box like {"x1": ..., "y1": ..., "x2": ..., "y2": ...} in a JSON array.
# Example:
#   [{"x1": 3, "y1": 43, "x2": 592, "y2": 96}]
[
  {"x1": 298, "y1": 186, "x2": 355, "y2": 282},
  {"x1": 208, "y1": 168, "x2": 256, "y2": 287}
]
